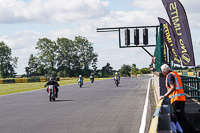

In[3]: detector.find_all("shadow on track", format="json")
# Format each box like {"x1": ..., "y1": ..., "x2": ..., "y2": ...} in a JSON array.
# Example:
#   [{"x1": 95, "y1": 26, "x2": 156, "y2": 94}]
[{"x1": 55, "y1": 99, "x2": 75, "y2": 102}]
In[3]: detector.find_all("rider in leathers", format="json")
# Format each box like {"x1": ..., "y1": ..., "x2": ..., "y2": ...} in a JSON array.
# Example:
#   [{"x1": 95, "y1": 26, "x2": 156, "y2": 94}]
[
  {"x1": 78, "y1": 75, "x2": 84, "y2": 85},
  {"x1": 114, "y1": 72, "x2": 120, "y2": 83},
  {"x1": 44, "y1": 77, "x2": 59, "y2": 98},
  {"x1": 90, "y1": 73, "x2": 94, "y2": 81}
]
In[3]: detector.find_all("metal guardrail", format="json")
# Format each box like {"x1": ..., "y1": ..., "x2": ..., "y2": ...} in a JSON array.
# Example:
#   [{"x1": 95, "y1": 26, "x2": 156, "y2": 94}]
[
  {"x1": 0, "y1": 78, "x2": 47, "y2": 84},
  {"x1": 148, "y1": 99, "x2": 163, "y2": 133},
  {"x1": 181, "y1": 75, "x2": 200, "y2": 102},
  {"x1": 148, "y1": 98, "x2": 172, "y2": 133}
]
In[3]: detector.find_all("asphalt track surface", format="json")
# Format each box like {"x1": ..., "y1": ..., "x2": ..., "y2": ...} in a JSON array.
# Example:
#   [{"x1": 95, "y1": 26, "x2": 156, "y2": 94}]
[{"x1": 0, "y1": 76, "x2": 151, "y2": 133}]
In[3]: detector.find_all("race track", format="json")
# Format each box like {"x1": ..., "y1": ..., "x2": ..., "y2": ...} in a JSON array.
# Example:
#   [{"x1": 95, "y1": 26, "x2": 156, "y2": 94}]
[{"x1": 0, "y1": 76, "x2": 151, "y2": 133}]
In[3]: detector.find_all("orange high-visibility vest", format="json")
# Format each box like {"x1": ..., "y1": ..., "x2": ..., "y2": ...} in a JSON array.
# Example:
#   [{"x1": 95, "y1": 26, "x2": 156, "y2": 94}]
[{"x1": 166, "y1": 71, "x2": 186, "y2": 104}]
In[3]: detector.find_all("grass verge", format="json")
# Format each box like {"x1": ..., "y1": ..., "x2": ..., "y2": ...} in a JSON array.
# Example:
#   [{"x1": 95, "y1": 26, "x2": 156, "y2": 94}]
[{"x1": 0, "y1": 77, "x2": 111, "y2": 96}]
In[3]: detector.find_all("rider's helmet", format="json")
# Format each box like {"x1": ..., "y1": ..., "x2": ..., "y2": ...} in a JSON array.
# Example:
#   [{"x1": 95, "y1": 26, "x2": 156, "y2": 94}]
[
  {"x1": 79, "y1": 75, "x2": 82, "y2": 78},
  {"x1": 49, "y1": 77, "x2": 54, "y2": 81},
  {"x1": 115, "y1": 72, "x2": 118, "y2": 75}
]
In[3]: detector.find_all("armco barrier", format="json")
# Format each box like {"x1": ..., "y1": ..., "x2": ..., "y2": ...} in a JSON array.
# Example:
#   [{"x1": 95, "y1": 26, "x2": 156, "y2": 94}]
[
  {"x1": 148, "y1": 99, "x2": 163, "y2": 133},
  {"x1": 3, "y1": 79, "x2": 15, "y2": 84},
  {"x1": 187, "y1": 72, "x2": 195, "y2": 76},
  {"x1": 148, "y1": 98, "x2": 172, "y2": 133},
  {"x1": 151, "y1": 72, "x2": 172, "y2": 132},
  {"x1": 28, "y1": 78, "x2": 34, "y2": 82},
  {"x1": 15, "y1": 78, "x2": 28, "y2": 83},
  {"x1": 0, "y1": 78, "x2": 47, "y2": 84},
  {"x1": 33, "y1": 78, "x2": 40, "y2": 82},
  {"x1": 40, "y1": 78, "x2": 47, "y2": 82},
  {"x1": 177, "y1": 72, "x2": 182, "y2": 75}
]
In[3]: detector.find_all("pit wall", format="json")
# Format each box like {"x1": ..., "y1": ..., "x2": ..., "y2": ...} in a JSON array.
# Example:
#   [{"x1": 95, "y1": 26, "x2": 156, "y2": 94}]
[{"x1": 152, "y1": 72, "x2": 167, "y2": 104}]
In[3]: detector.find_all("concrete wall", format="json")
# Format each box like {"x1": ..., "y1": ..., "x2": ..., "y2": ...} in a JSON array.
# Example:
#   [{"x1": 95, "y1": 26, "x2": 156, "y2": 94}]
[{"x1": 153, "y1": 72, "x2": 167, "y2": 104}]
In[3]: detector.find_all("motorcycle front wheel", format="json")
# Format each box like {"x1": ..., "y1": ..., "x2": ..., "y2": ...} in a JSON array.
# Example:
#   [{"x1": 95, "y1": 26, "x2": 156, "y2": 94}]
[
  {"x1": 49, "y1": 92, "x2": 52, "y2": 102},
  {"x1": 115, "y1": 80, "x2": 119, "y2": 87}
]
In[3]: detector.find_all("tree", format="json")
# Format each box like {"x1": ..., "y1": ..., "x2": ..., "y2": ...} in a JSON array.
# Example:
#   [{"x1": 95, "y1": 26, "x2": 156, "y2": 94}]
[
  {"x1": 0, "y1": 41, "x2": 18, "y2": 78},
  {"x1": 27, "y1": 54, "x2": 39, "y2": 76},
  {"x1": 56, "y1": 38, "x2": 76, "y2": 77},
  {"x1": 35, "y1": 38, "x2": 58, "y2": 74},
  {"x1": 119, "y1": 64, "x2": 131, "y2": 76},
  {"x1": 92, "y1": 57, "x2": 98, "y2": 74},
  {"x1": 102, "y1": 63, "x2": 113, "y2": 76},
  {"x1": 74, "y1": 36, "x2": 98, "y2": 76},
  {"x1": 138, "y1": 67, "x2": 150, "y2": 74},
  {"x1": 130, "y1": 63, "x2": 139, "y2": 76},
  {"x1": 25, "y1": 67, "x2": 30, "y2": 78}
]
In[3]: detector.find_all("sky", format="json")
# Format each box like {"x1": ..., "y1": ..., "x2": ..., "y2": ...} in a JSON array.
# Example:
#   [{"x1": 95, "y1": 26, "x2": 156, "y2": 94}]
[{"x1": 0, "y1": 0, "x2": 200, "y2": 75}]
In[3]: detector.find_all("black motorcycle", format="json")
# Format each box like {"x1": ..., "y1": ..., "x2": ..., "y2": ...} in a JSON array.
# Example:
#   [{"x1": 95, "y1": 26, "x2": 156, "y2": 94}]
[{"x1": 114, "y1": 76, "x2": 120, "y2": 87}]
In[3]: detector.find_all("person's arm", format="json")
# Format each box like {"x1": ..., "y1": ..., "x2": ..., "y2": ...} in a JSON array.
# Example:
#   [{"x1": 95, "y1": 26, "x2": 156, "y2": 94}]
[
  {"x1": 44, "y1": 81, "x2": 49, "y2": 87},
  {"x1": 160, "y1": 74, "x2": 175, "y2": 100},
  {"x1": 164, "y1": 84, "x2": 176, "y2": 98}
]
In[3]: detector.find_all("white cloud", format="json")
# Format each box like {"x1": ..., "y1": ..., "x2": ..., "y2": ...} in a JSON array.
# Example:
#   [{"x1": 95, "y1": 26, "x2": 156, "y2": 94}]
[
  {"x1": 0, "y1": 31, "x2": 41, "y2": 50},
  {"x1": 132, "y1": 0, "x2": 200, "y2": 29},
  {"x1": 0, "y1": 0, "x2": 109, "y2": 23},
  {"x1": 0, "y1": 0, "x2": 200, "y2": 74}
]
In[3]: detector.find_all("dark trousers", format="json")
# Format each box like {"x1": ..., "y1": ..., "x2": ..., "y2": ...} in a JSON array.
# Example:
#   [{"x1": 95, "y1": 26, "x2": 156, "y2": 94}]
[
  {"x1": 55, "y1": 86, "x2": 58, "y2": 97},
  {"x1": 172, "y1": 101, "x2": 197, "y2": 133}
]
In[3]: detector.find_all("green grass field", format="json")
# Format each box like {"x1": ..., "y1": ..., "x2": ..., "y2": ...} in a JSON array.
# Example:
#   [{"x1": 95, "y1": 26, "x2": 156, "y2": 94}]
[{"x1": 0, "y1": 78, "x2": 110, "y2": 96}]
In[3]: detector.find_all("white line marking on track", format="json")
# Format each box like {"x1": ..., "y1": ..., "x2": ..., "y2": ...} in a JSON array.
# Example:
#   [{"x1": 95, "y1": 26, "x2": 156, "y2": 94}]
[{"x1": 139, "y1": 78, "x2": 151, "y2": 133}]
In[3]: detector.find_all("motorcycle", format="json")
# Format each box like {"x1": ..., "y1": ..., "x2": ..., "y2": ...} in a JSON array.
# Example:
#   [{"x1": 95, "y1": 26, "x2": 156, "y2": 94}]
[
  {"x1": 47, "y1": 85, "x2": 56, "y2": 102},
  {"x1": 114, "y1": 76, "x2": 120, "y2": 87},
  {"x1": 90, "y1": 76, "x2": 94, "y2": 83},
  {"x1": 78, "y1": 78, "x2": 83, "y2": 88}
]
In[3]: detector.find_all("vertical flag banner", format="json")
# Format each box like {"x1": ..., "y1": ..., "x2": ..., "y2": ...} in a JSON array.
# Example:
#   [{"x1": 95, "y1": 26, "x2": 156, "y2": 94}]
[
  {"x1": 158, "y1": 17, "x2": 181, "y2": 65},
  {"x1": 163, "y1": 42, "x2": 168, "y2": 64},
  {"x1": 162, "y1": 0, "x2": 195, "y2": 66}
]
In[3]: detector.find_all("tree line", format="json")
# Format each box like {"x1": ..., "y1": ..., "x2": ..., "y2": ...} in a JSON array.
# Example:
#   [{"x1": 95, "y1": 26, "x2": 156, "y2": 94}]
[
  {"x1": 119, "y1": 64, "x2": 151, "y2": 76},
  {"x1": 0, "y1": 36, "x2": 152, "y2": 78},
  {"x1": 0, "y1": 36, "x2": 98, "y2": 78},
  {"x1": 26, "y1": 36, "x2": 98, "y2": 77}
]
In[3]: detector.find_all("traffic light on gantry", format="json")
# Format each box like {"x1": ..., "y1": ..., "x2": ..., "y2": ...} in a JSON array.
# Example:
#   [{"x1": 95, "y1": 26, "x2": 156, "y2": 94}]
[
  {"x1": 134, "y1": 29, "x2": 139, "y2": 45},
  {"x1": 125, "y1": 29, "x2": 130, "y2": 46},
  {"x1": 143, "y1": 29, "x2": 148, "y2": 45}
]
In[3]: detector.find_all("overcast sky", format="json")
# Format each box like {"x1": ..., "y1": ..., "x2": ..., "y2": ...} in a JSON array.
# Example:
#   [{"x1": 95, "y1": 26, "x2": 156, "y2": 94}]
[{"x1": 0, "y1": 0, "x2": 200, "y2": 75}]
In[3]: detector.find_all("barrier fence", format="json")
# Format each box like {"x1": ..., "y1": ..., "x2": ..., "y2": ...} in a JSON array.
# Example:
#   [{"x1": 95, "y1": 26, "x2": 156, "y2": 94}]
[
  {"x1": 148, "y1": 98, "x2": 172, "y2": 133},
  {"x1": 0, "y1": 78, "x2": 47, "y2": 84},
  {"x1": 181, "y1": 75, "x2": 200, "y2": 102}
]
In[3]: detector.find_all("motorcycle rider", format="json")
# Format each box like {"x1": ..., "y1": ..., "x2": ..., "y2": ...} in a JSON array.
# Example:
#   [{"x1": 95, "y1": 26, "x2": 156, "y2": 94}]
[
  {"x1": 114, "y1": 72, "x2": 120, "y2": 83},
  {"x1": 44, "y1": 77, "x2": 59, "y2": 98},
  {"x1": 90, "y1": 73, "x2": 94, "y2": 82},
  {"x1": 78, "y1": 75, "x2": 84, "y2": 84}
]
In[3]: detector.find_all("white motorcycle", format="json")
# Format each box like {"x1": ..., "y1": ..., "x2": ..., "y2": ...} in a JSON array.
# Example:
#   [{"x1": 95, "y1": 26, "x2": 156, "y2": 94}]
[{"x1": 47, "y1": 85, "x2": 56, "y2": 102}]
